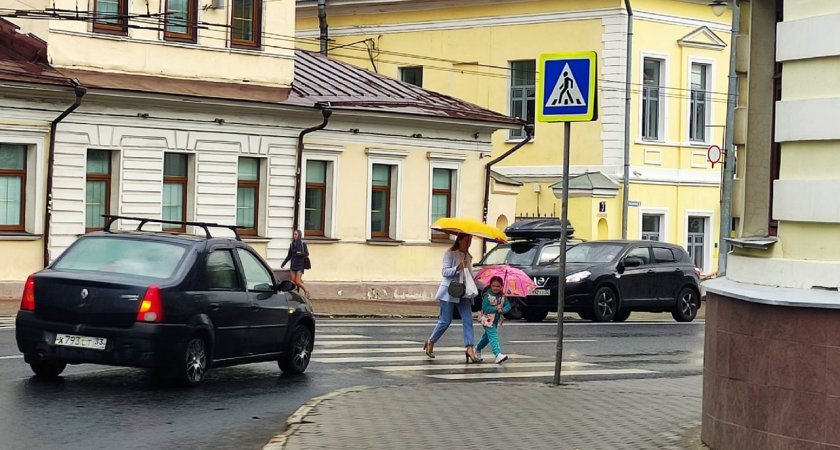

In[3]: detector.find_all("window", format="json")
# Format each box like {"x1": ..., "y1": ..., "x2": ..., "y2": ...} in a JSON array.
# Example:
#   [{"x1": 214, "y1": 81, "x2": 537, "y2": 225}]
[
  {"x1": 642, "y1": 58, "x2": 663, "y2": 140},
  {"x1": 236, "y1": 248, "x2": 273, "y2": 291},
  {"x1": 641, "y1": 214, "x2": 662, "y2": 241},
  {"x1": 230, "y1": 0, "x2": 261, "y2": 49},
  {"x1": 54, "y1": 237, "x2": 186, "y2": 279},
  {"x1": 687, "y1": 216, "x2": 706, "y2": 269},
  {"x1": 652, "y1": 246, "x2": 676, "y2": 263},
  {"x1": 431, "y1": 168, "x2": 454, "y2": 239},
  {"x1": 690, "y1": 63, "x2": 711, "y2": 142},
  {"x1": 86, "y1": 150, "x2": 112, "y2": 232},
  {"x1": 236, "y1": 157, "x2": 260, "y2": 236},
  {"x1": 305, "y1": 160, "x2": 327, "y2": 236},
  {"x1": 0, "y1": 144, "x2": 25, "y2": 231},
  {"x1": 399, "y1": 67, "x2": 423, "y2": 87},
  {"x1": 509, "y1": 60, "x2": 535, "y2": 139},
  {"x1": 537, "y1": 244, "x2": 560, "y2": 264},
  {"x1": 370, "y1": 164, "x2": 392, "y2": 238},
  {"x1": 625, "y1": 246, "x2": 651, "y2": 265},
  {"x1": 93, "y1": 0, "x2": 128, "y2": 35},
  {"x1": 162, "y1": 153, "x2": 188, "y2": 232},
  {"x1": 164, "y1": 0, "x2": 197, "y2": 42},
  {"x1": 206, "y1": 250, "x2": 239, "y2": 290}
]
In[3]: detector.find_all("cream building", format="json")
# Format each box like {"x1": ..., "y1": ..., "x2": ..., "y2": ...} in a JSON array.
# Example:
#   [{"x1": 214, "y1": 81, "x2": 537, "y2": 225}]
[
  {"x1": 296, "y1": 0, "x2": 732, "y2": 274},
  {"x1": 0, "y1": 0, "x2": 518, "y2": 299}
]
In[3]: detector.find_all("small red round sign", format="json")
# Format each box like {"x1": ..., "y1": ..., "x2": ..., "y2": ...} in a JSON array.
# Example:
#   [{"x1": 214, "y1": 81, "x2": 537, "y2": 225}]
[{"x1": 707, "y1": 145, "x2": 722, "y2": 165}]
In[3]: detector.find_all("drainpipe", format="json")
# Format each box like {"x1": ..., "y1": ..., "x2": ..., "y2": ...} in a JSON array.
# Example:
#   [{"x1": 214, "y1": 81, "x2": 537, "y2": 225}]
[
  {"x1": 44, "y1": 83, "x2": 87, "y2": 267},
  {"x1": 482, "y1": 123, "x2": 534, "y2": 254},
  {"x1": 717, "y1": 0, "x2": 740, "y2": 276},
  {"x1": 293, "y1": 105, "x2": 332, "y2": 231},
  {"x1": 621, "y1": 0, "x2": 633, "y2": 239},
  {"x1": 318, "y1": 0, "x2": 328, "y2": 56}
]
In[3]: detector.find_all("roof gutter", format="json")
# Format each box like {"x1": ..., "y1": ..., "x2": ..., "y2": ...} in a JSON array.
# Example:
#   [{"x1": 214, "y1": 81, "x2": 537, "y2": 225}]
[
  {"x1": 481, "y1": 123, "x2": 533, "y2": 253},
  {"x1": 293, "y1": 104, "x2": 332, "y2": 231},
  {"x1": 44, "y1": 82, "x2": 86, "y2": 267}
]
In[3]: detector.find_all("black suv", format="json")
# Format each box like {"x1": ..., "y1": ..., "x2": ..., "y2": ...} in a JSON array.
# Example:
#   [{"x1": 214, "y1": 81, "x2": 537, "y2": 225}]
[{"x1": 16, "y1": 216, "x2": 315, "y2": 386}]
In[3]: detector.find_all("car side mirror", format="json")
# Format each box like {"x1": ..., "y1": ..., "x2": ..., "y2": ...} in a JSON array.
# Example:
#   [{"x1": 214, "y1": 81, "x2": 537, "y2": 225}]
[
  {"x1": 623, "y1": 257, "x2": 642, "y2": 268},
  {"x1": 277, "y1": 280, "x2": 297, "y2": 292}
]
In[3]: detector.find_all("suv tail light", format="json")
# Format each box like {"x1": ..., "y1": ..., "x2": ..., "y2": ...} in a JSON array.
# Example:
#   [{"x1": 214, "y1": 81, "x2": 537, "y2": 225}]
[
  {"x1": 20, "y1": 275, "x2": 35, "y2": 311},
  {"x1": 694, "y1": 267, "x2": 702, "y2": 278},
  {"x1": 136, "y1": 285, "x2": 163, "y2": 323}
]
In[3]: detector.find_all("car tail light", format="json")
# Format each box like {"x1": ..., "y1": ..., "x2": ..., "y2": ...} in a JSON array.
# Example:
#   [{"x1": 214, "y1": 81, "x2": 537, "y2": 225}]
[
  {"x1": 694, "y1": 267, "x2": 702, "y2": 277},
  {"x1": 137, "y1": 285, "x2": 163, "y2": 323},
  {"x1": 20, "y1": 275, "x2": 35, "y2": 311}
]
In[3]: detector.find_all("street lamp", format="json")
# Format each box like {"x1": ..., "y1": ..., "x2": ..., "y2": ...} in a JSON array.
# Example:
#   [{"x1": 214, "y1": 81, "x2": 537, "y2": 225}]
[{"x1": 709, "y1": 1, "x2": 727, "y2": 17}]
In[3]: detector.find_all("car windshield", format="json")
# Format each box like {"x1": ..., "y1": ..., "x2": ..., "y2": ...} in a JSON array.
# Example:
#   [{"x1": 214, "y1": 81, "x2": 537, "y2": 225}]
[
  {"x1": 566, "y1": 243, "x2": 625, "y2": 263},
  {"x1": 479, "y1": 243, "x2": 538, "y2": 266},
  {"x1": 53, "y1": 236, "x2": 187, "y2": 279}
]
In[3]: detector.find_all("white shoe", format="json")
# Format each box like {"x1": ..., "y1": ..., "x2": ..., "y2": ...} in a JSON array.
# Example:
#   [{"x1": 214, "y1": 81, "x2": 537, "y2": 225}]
[
  {"x1": 494, "y1": 353, "x2": 508, "y2": 364},
  {"x1": 475, "y1": 350, "x2": 482, "y2": 361}
]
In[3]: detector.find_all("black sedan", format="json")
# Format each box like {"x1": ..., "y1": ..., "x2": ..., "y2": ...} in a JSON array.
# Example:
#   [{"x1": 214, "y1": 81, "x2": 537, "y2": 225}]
[
  {"x1": 16, "y1": 217, "x2": 315, "y2": 386},
  {"x1": 519, "y1": 240, "x2": 702, "y2": 322}
]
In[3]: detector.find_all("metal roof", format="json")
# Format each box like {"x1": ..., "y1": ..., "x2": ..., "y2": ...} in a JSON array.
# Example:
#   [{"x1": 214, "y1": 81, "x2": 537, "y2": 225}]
[
  {"x1": 287, "y1": 50, "x2": 522, "y2": 126},
  {"x1": 0, "y1": 19, "x2": 73, "y2": 87}
]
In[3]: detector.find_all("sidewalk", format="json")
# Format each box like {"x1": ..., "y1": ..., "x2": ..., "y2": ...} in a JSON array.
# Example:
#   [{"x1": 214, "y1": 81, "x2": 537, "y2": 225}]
[{"x1": 266, "y1": 376, "x2": 707, "y2": 450}]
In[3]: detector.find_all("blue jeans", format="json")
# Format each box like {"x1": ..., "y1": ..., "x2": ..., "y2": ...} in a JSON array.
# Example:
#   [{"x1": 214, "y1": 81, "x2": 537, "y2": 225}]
[{"x1": 428, "y1": 298, "x2": 474, "y2": 346}]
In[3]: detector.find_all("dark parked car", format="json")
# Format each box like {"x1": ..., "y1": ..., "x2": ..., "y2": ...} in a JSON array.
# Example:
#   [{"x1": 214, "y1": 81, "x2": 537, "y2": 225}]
[
  {"x1": 16, "y1": 216, "x2": 315, "y2": 386},
  {"x1": 506, "y1": 240, "x2": 702, "y2": 323}
]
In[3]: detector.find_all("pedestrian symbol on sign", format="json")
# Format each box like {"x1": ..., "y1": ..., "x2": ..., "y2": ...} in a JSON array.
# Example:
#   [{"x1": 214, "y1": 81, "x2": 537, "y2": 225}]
[{"x1": 547, "y1": 64, "x2": 586, "y2": 107}]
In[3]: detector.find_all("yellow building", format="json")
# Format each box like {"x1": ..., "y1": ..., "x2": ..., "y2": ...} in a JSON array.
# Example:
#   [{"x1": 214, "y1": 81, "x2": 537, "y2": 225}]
[{"x1": 296, "y1": 0, "x2": 732, "y2": 274}]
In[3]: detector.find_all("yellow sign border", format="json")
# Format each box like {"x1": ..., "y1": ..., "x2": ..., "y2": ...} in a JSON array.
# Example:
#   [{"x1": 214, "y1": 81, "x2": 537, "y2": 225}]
[{"x1": 536, "y1": 51, "x2": 598, "y2": 123}]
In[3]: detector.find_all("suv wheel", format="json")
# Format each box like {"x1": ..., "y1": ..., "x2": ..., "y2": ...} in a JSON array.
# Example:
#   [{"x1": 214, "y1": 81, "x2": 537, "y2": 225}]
[
  {"x1": 279, "y1": 324, "x2": 313, "y2": 374},
  {"x1": 592, "y1": 286, "x2": 618, "y2": 322},
  {"x1": 522, "y1": 309, "x2": 548, "y2": 323},
  {"x1": 29, "y1": 359, "x2": 67, "y2": 378},
  {"x1": 177, "y1": 335, "x2": 208, "y2": 386},
  {"x1": 612, "y1": 308, "x2": 631, "y2": 322},
  {"x1": 671, "y1": 287, "x2": 700, "y2": 322},
  {"x1": 505, "y1": 303, "x2": 523, "y2": 320}
]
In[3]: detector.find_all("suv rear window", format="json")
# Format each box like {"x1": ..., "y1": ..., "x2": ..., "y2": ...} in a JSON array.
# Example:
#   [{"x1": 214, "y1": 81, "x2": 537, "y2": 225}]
[
  {"x1": 53, "y1": 237, "x2": 187, "y2": 279},
  {"x1": 653, "y1": 247, "x2": 676, "y2": 263}
]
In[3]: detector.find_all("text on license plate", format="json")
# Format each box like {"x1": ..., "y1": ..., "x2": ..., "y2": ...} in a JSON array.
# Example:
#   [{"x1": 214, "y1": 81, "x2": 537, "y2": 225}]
[
  {"x1": 54, "y1": 333, "x2": 107, "y2": 350},
  {"x1": 531, "y1": 289, "x2": 551, "y2": 296}
]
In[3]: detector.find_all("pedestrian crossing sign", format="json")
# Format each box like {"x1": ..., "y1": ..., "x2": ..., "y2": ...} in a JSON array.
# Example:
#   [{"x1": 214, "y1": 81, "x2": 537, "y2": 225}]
[{"x1": 537, "y1": 51, "x2": 598, "y2": 122}]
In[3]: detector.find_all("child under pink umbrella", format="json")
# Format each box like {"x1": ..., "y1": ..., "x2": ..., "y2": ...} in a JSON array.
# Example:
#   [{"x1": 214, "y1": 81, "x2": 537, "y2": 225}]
[{"x1": 475, "y1": 276, "x2": 512, "y2": 364}]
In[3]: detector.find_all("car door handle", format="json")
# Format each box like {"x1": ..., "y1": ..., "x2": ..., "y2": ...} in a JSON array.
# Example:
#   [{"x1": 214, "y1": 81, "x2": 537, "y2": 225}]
[
  {"x1": 674, "y1": 268, "x2": 682, "y2": 272},
  {"x1": 252, "y1": 304, "x2": 261, "y2": 311},
  {"x1": 647, "y1": 269, "x2": 655, "y2": 274},
  {"x1": 209, "y1": 303, "x2": 221, "y2": 311}
]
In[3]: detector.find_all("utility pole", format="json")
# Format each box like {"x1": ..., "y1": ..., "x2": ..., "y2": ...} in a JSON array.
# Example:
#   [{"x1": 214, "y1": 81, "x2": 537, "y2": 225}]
[
  {"x1": 718, "y1": 0, "x2": 740, "y2": 276},
  {"x1": 621, "y1": 0, "x2": 633, "y2": 239}
]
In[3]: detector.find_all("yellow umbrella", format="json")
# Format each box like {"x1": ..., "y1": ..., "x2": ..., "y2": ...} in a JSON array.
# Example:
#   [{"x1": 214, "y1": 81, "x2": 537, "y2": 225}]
[{"x1": 430, "y1": 217, "x2": 508, "y2": 243}]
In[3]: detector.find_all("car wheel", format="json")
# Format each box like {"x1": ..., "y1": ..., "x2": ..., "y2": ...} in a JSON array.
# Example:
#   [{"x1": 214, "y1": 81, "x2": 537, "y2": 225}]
[
  {"x1": 612, "y1": 308, "x2": 631, "y2": 322},
  {"x1": 671, "y1": 287, "x2": 700, "y2": 322},
  {"x1": 522, "y1": 309, "x2": 548, "y2": 322},
  {"x1": 577, "y1": 311, "x2": 594, "y2": 321},
  {"x1": 592, "y1": 286, "x2": 618, "y2": 322},
  {"x1": 29, "y1": 359, "x2": 67, "y2": 378},
  {"x1": 504, "y1": 304, "x2": 524, "y2": 320},
  {"x1": 177, "y1": 335, "x2": 208, "y2": 386},
  {"x1": 279, "y1": 324, "x2": 314, "y2": 375}
]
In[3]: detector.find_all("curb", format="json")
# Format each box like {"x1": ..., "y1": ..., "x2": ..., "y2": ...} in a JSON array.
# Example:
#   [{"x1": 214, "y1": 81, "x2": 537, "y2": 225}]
[
  {"x1": 313, "y1": 313, "x2": 437, "y2": 319},
  {"x1": 262, "y1": 385, "x2": 373, "y2": 450}
]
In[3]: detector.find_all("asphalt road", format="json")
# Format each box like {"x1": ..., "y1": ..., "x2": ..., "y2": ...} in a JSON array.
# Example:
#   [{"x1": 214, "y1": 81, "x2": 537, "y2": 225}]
[{"x1": 0, "y1": 316, "x2": 704, "y2": 449}]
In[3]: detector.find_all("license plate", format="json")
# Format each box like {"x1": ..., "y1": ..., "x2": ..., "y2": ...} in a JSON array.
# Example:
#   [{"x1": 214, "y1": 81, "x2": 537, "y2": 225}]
[
  {"x1": 531, "y1": 289, "x2": 551, "y2": 296},
  {"x1": 55, "y1": 333, "x2": 107, "y2": 350}
]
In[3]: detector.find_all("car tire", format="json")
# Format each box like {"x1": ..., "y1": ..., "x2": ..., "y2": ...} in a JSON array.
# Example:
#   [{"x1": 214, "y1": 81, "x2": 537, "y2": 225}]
[
  {"x1": 176, "y1": 335, "x2": 209, "y2": 386},
  {"x1": 279, "y1": 324, "x2": 314, "y2": 375},
  {"x1": 29, "y1": 359, "x2": 67, "y2": 378},
  {"x1": 504, "y1": 303, "x2": 524, "y2": 320},
  {"x1": 577, "y1": 311, "x2": 594, "y2": 321},
  {"x1": 592, "y1": 286, "x2": 619, "y2": 322},
  {"x1": 522, "y1": 309, "x2": 548, "y2": 322},
  {"x1": 612, "y1": 308, "x2": 631, "y2": 322},
  {"x1": 671, "y1": 287, "x2": 700, "y2": 322}
]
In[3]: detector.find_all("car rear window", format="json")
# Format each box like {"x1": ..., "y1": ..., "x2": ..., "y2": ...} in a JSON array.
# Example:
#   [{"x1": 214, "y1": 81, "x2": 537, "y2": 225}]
[
  {"x1": 653, "y1": 247, "x2": 676, "y2": 263},
  {"x1": 53, "y1": 237, "x2": 187, "y2": 279}
]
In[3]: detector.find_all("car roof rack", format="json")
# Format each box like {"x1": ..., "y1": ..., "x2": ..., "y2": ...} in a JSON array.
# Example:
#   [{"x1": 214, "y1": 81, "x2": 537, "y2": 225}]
[{"x1": 103, "y1": 215, "x2": 243, "y2": 241}]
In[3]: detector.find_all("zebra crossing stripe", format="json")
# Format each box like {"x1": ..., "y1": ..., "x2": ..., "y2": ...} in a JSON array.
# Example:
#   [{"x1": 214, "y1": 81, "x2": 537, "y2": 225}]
[
  {"x1": 428, "y1": 368, "x2": 659, "y2": 380},
  {"x1": 366, "y1": 361, "x2": 596, "y2": 372},
  {"x1": 0, "y1": 355, "x2": 22, "y2": 360},
  {"x1": 315, "y1": 340, "x2": 419, "y2": 346},
  {"x1": 312, "y1": 354, "x2": 535, "y2": 364},
  {"x1": 315, "y1": 346, "x2": 467, "y2": 355},
  {"x1": 316, "y1": 334, "x2": 370, "y2": 340}
]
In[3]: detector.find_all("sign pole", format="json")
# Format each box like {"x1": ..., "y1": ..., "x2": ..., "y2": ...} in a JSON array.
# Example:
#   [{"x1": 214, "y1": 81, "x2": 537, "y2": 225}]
[{"x1": 553, "y1": 121, "x2": 571, "y2": 385}]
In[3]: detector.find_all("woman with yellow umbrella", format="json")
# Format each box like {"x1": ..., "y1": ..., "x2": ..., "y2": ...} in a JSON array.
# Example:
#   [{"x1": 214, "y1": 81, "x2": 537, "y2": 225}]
[{"x1": 424, "y1": 218, "x2": 507, "y2": 363}]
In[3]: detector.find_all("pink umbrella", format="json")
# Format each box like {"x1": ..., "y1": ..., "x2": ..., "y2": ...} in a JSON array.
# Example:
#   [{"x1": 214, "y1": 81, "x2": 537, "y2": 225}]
[{"x1": 474, "y1": 264, "x2": 537, "y2": 298}]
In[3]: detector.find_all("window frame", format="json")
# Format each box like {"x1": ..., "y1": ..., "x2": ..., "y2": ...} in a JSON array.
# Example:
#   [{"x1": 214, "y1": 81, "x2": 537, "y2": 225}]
[
  {"x1": 229, "y1": 0, "x2": 262, "y2": 49},
  {"x1": 164, "y1": 0, "x2": 198, "y2": 43},
  {"x1": 399, "y1": 66, "x2": 424, "y2": 87},
  {"x1": 304, "y1": 160, "x2": 327, "y2": 237},
  {"x1": 0, "y1": 144, "x2": 26, "y2": 232},
  {"x1": 639, "y1": 208, "x2": 668, "y2": 242},
  {"x1": 428, "y1": 158, "x2": 461, "y2": 241},
  {"x1": 508, "y1": 59, "x2": 536, "y2": 140},
  {"x1": 85, "y1": 150, "x2": 112, "y2": 233},
  {"x1": 302, "y1": 147, "x2": 341, "y2": 239},
  {"x1": 366, "y1": 150, "x2": 406, "y2": 241},
  {"x1": 688, "y1": 59, "x2": 714, "y2": 144},
  {"x1": 370, "y1": 163, "x2": 392, "y2": 239},
  {"x1": 162, "y1": 153, "x2": 188, "y2": 233},
  {"x1": 236, "y1": 157, "x2": 260, "y2": 237},
  {"x1": 641, "y1": 55, "x2": 667, "y2": 141},
  {"x1": 92, "y1": 0, "x2": 129, "y2": 35}
]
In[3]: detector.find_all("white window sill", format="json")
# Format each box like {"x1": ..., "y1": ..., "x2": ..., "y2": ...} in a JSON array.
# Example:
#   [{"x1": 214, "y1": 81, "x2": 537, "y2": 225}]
[{"x1": 0, "y1": 233, "x2": 42, "y2": 241}]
